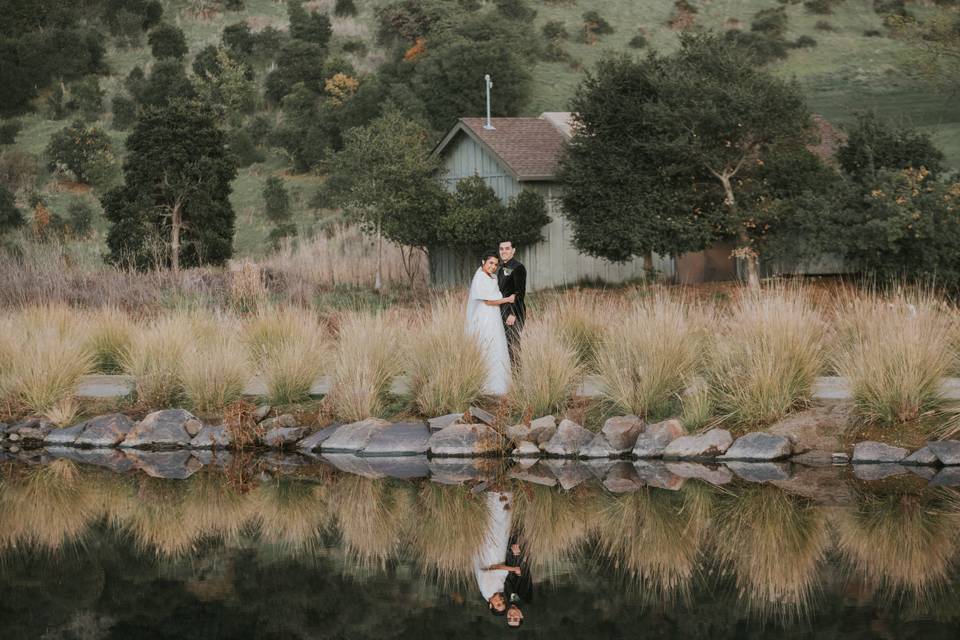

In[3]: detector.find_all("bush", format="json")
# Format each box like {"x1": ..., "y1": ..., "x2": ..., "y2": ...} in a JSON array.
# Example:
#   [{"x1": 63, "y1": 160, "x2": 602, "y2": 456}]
[
  {"x1": 542, "y1": 41, "x2": 571, "y2": 62},
  {"x1": 724, "y1": 29, "x2": 790, "y2": 64},
  {"x1": 0, "y1": 185, "x2": 25, "y2": 235},
  {"x1": 244, "y1": 306, "x2": 328, "y2": 405},
  {"x1": 334, "y1": 0, "x2": 358, "y2": 17},
  {"x1": 582, "y1": 10, "x2": 614, "y2": 43},
  {"x1": 342, "y1": 39, "x2": 368, "y2": 56},
  {"x1": 542, "y1": 20, "x2": 569, "y2": 40},
  {"x1": 793, "y1": 35, "x2": 818, "y2": 48},
  {"x1": 263, "y1": 176, "x2": 291, "y2": 224},
  {"x1": 225, "y1": 0, "x2": 245, "y2": 10},
  {"x1": 227, "y1": 129, "x2": 264, "y2": 168},
  {"x1": 496, "y1": 0, "x2": 537, "y2": 22},
  {"x1": 67, "y1": 200, "x2": 95, "y2": 237},
  {"x1": 66, "y1": 76, "x2": 105, "y2": 120},
  {"x1": 863, "y1": 29, "x2": 883, "y2": 37},
  {"x1": 629, "y1": 33, "x2": 649, "y2": 49},
  {"x1": 83, "y1": 307, "x2": 133, "y2": 374},
  {"x1": 803, "y1": 0, "x2": 835, "y2": 14},
  {"x1": 751, "y1": 7, "x2": 788, "y2": 37},
  {"x1": 45, "y1": 121, "x2": 115, "y2": 184},
  {"x1": 182, "y1": 323, "x2": 249, "y2": 414},
  {"x1": 148, "y1": 23, "x2": 188, "y2": 60},
  {"x1": 814, "y1": 20, "x2": 835, "y2": 31},
  {"x1": 248, "y1": 115, "x2": 273, "y2": 145},
  {"x1": 122, "y1": 313, "x2": 192, "y2": 407},
  {"x1": 111, "y1": 95, "x2": 138, "y2": 130},
  {"x1": 288, "y1": 0, "x2": 333, "y2": 47},
  {"x1": 0, "y1": 149, "x2": 39, "y2": 193},
  {"x1": 7, "y1": 321, "x2": 95, "y2": 415},
  {"x1": 0, "y1": 120, "x2": 21, "y2": 145},
  {"x1": 223, "y1": 22, "x2": 256, "y2": 58}
]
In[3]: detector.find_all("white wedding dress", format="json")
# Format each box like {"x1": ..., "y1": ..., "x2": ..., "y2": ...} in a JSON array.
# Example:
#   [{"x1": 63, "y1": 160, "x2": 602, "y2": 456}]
[{"x1": 465, "y1": 268, "x2": 511, "y2": 396}]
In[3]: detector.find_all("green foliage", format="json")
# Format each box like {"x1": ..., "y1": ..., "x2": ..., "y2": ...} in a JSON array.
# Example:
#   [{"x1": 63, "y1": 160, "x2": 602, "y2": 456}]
[
  {"x1": 223, "y1": 22, "x2": 256, "y2": 59},
  {"x1": 225, "y1": 0, "x2": 245, "y2": 10},
  {"x1": 288, "y1": 1, "x2": 332, "y2": 47},
  {"x1": 0, "y1": 148, "x2": 39, "y2": 193},
  {"x1": 196, "y1": 47, "x2": 256, "y2": 124},
  {"x1": 111, "y1": 95, "x2": 137, "y2": 130},
  {"x1": 582, "y1": 10, "x2": 614, "y2": 43},
  {"x1": 45, "y1": 120, "x2": 115, "y2": 184},
  {"x1": 148, "y1": 23, "x2": 188, "y2": 60},
  {"x1": 374, "y1": 0, "x2": 452, "y2": 48},
  {"x1": 837, "y1": 112, "x2": 945, "y2": 183},
  {"x1": 66, "y1": 76, "x2": 105, "y2": 121},
  {"x1": 139, "y1": 60, "x2": 198, "y2": 107},
  {"x1": 543, "y1": 21, "x2": 569, "y2": 41},
  {"x1": 45, "y1": 82, "x2": 69, "y2": 120},
  {"x1": 334, "y1": 0, "x2": 358, "y2": 18},
  {"x1": 263, "y1": 176, "x2": 291, "y2": 224},
  {"x1": 67, "y1": 199, "x2": 95, "y2": 237},
  {"x1": 0, "y1": 120, "x2": 20, "y2": 145},
  {"x1": 629, "y1": 32, "x2": 648, "y2": 49},
  {"x1": 803, "y1": 0, "x2": 838, "y2": 14},
  {"x1": 103, "y1": 99, "x2": 237, "y2": 270},
  {"x1": 226, "y1": 128, "x2": 264, "y2": 168},
  {"x1": 439, "y1": 177, "x2": 550, "y2": 251},
  {"x1": 751, "y1": 7, "x2": 788, "y2": 37},
  {"x1": 793, "y1": 35, "x2": 818, "y2": 48},
  {"x1": 0, "y1": 184, "x2": 25, "y2": 235},
  {"x1": 264, "y1": 40, "x2": 327, "y2": 103},
  {"x1": 496, "y1": 0, "x2": 537, "y2": 22},
  {"x1": 723, "y1": 29, "x2": 789, "y2": 65}
]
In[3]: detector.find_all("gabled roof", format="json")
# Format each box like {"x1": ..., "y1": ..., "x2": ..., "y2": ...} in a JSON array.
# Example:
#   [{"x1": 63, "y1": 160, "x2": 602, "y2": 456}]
[{"x1": 432, "y1": 115, "x2": 572, "y2": 181}]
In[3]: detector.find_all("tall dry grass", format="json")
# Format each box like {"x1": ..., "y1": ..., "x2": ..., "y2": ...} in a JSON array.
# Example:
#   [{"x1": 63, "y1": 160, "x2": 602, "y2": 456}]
[
  {"x1": 835, "y1": 293, "x2": 955, "y2": 425},
  {"x1": 326, "y1": 312, "x2": 405, "y2": 422},
  {"x1": 83, "y1": 306, "x2": 135, "y2": 373},
  {"x1": 181, "y1": 315, "x2": 250, "y2": 414},
  {"x1": 510, "y1": 315, "x2": 584, "y2": 417},
  {"x1": 594, "y1": 294, "x2": 704, "y2": 418},
  {"x1": 546, "y1": 289, "x2": 610, "y2": 370},
  {"x1": 707, "y1": 287, "x2": 826, "y2": 428},
  {"x1": 121, "y1": 312, "x2": 193, "y2": 407},
  {"x1": 406, "y1": 297, "x2": 488, "y2": 416}
]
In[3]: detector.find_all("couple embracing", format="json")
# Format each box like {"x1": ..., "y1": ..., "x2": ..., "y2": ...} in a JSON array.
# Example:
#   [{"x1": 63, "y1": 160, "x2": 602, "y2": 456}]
[{"x1": 464, "y1": 240, "x2": 527, "y2": 396}]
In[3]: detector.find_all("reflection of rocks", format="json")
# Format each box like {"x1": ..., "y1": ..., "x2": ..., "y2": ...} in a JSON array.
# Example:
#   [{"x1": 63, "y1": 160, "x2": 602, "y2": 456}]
[
  {"x1": 663, "y1": 429, "x2": 732, "y2": 459},
  {"x1": 190, "y1": 425, "x2": 231, "y2": 448},
  {"x1": 360, "y1": 422, "x2": 431, "y2": 456},
  {"x1": 543, "y1": 419, "x2": 595, "y2": 457},
  {"x1": 428, "y1": 423, "x2": 501, "y2": 456},
  {"x1": 928, "y1": 440, "x2": 960, "y2": 465},
  {"x1": 634, "y1": 460, "x2": 686, "y2": 490},
  {"x1": 632, "y1": 419, "x2": 685, "y2": 458},
  {"x1": 720, "y1": 432, "x2": 792, "y2": 461},
  {"x1": 852, "y1": 463, "x2": 909, "y2": 481},
  {"x1": 665, "y1": 461, "x2": 732, "y2": 486},
  {"x1": 120, "y1": 409, "x2": 199, "y2": 448},
  {"x1": 126, "y1": 449, "x2": 202, "y2": 479},
  {"x1": 772, "y1": 464, "x2": 853, "y2": 507},
  {"x1": 362, "y1": 456, "x2": 430, "y2": 479},
  {"x1": 544, "y1": 460, "x2": 594, "y2": 490},
  {"x1": 263, "y1": 426, "x2": 306, "y2": 448},
  {"x1": 74, "y1": 413, "x2": 136, "y2": 447},
  {"x1": 191, "y1": 449, "x2": 233, "y2": 467},
  {"x1": 297, "y1": 423, "x2": 341, "y2": 452},
  {"x1": 902, "y1": 446, "x2": 938, "y2": 466},
  {"x1": 603, "y1": 462, "x2": 643, "y2": 493},
  {"x1": 322, "y1": 453, "x2": 386, "y2": 479},
  {"x1": 46, "y1": 446, "x2": 135, "y2": 473},
  {"x1": 852, "y1": 441, "x2": 908, "y2": 463},
  {"x1": 726, "y1": 461, "x2": 793, "y2": 483},
  {"x1": 930, "y1": 467, "x2": 960, "y2": 486},
  {"x1": 322, "y1": 418, "x2": 390, "y2": 453},
  {"x1": 428, "y1": 458, "x2": 496, "y2": 484},
  {"x1": 510, "y1": 462, "x2": 557, "y2": 487},
  {"x1": 907, "y1": 465, "x2": 937, "y2": 481}
]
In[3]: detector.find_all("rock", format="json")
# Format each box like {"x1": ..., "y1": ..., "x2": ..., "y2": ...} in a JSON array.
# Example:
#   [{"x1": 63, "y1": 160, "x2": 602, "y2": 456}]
[
  {"x1": 832, "y1": 452, "x2": 850, "y2": 464},
  {"x1": 726, "y1": 461, "x2": 793, "y2": 483},
  {"x1": 322, "y1": 418, "x2": 390, "y2": 453},
  {"x1": 852, "y1": 463, "x2": 909, "y2": 481},
  {"x1": 531, "y1": 424, "x2": 557, "y2": 448},
  {"x1": 928, "y1": 440, "x2": 960, "y2": 466},
  {"x1": 43, "y1": 422, "x2": 86, "y2": 446},
  {"x1": 126, "y1": 449, "x2": 202, "y2": 479},
  {"x1": 428, "y1": 423, "x2": 501, "y2": 456},
  {"x1": 663, "y1": 429, "x2": 733, "y2": 459},
  {"x1": 8, "y1": 444, "x2": 19, "y2": 453},
  {"x1": 466, "y1": 406, "x2": 496, "y2": 426},
  {"x1": 719, "y1": 432, "x2": 792, "y2": 462},
  {"x1": 8, "y1": 433, "x2": 20, "y2": 442},
  {"x1": 428, "y1": 413, "x2": 463, "y2": 431},
  {"x1": 903, "y1": 446, "x2": 939, "y2": 466},
  {"x1": 260, "y1": 413, "x2": 298, "y2": 431},
  {"x1": 297, "y1": 423, "x2": 341, "y2": 452},
  {"x1": 7, "y1": 417, "x2": 41, "y2": 433},
  {"x1": 46, "y1": 446, "x2": 135, "y2": 473},
  {"x1": 254, "y1": 404, "x2": 272, "y2": 423},
  {"x1": 543, "y1": 419, "x2": 595, "y2": 457},
  {"x1": 767, "y1": 404, "x2": 852, "y2": 455},
  {"x1": 530, "y1": 415, "x2": 557, "y2": 431},
  {"x1": 603, "y1": 462, "x2": 643, "y2": 493},
  {"x1": 580, "y1": 433, "x2": 624, "y2": 459},
  {"x1": 190, "y1": 424, "x2": 231, "y2": 448},
  {"x1": 665, "y1": 461, "x2": 732, "y2": 486},
  {"x1": 510, "y1": 462, "x2": 557, "y2": 487},
  {"x1": 634, "y1": 460, "x2": 686, "y2": 490},
  {"x1": 851, "y1": 441, "x2": 909, "y2": 463},
  {"x1": 632, "y1": 419, "x2": 686, "y2": 458},
  {"x1": 544, "y1": 460, "x2": 593, "y2": 490},
  {"x1": 512, "y1": 441, "x2": 540, "y2": 457},
  {"x1": 263, "y1": 426, "x2": 306, "y2": 448},
  {"x1": 601, "y1": 415, "x2": 645, "y2": 451},
  {"x1": 184, "y1": 418, "x2": 203, "y2": 437},
  {"x1": 360, "y1": 422, "x2": 431, "y2": 456},
  {"x1": 120, "y1": 409, "x2": 198, "y2": 448},
  {"x1": 505, "y1": 424, "x2": 530, "y2": 441},
  {"x1": 18, "y1": 426, "x2": 52, "y2": 441},
  {"x1": 74, "y1": 413, "x2": 135, "y2": 448},
  {"x1": 930, "y1": 467, "x2": 960, "y2": 487}
]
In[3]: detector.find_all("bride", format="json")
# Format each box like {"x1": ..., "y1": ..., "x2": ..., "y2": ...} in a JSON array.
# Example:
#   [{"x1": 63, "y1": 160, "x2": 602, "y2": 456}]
[{"x1": 466, "y1": 251, "x2": 515, "y2": 396}]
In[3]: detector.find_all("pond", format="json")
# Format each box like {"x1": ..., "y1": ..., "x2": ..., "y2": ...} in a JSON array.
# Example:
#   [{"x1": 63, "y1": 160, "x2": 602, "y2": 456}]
[{"x1": 1, "y1": 456, "x2": 959, "y2": 639}]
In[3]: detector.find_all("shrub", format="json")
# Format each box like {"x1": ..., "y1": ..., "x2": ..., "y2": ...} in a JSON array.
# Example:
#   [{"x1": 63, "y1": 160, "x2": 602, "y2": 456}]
[
  {"x1": 751, "y1": 7, "x2": 788, "y2": 37},
  {"x1": 496, "y1": 0, "x2": 537, "y2": 22},
  {"x1": 814, "y1": 20, "x2": 835, "y2": 31},
  {"x1": 122, "y1": 313, "x2": 193, "y2": 407},
  {"x1": 582, "y1": 10, "x2": 614, "y2": 43},
  {"x1": 510, "y1": 316, "x2": 583, "y2": 417},
  {"x1": 681, "y1": 377, "x2": 714, "y2": 430},
  {"x1": 547, "y1": 290, "x2": 608, "y2": 371},
  {"x1": 723, "y1": 29, "x2": 790, "y2": 64},
  {"x1": 407, "y1": 297, "x2": 487, "y2": 416},
  {"x1": 835, "y1": 294, "x2": 954, "y2": 425},
  {"x1": 66, "y1": 76, "x2": 104, "y2": 120},
  {"x1": 327, "y1": 313, "x2": 405, "y2": 421},
  {"x1": 148, "y1": 23, "x2": 188, "y2": 60},
  {"x1": 629, "y1": 33, "x2": 649, "y2": 49},
  {"x1": 83, "y1": 307, "x2": 133, "y2": 374},
  {"x1": 225, "y1": 0, "x2": 245, "y2": 10},
  {"x1": 793, "y1": 35, "x2": 817, "y2": 48},
  {"x1": 67, "y1": 200, "x2": 95, "y2": 237},
  {"x1": 595, "y1": 295, "x2": 703, "y2": 418},
  {"x1": 0, "y1": 185, "x2": 25, "y2": 235},
  {"x1": 244, "y1": 306, "x2": 328, "y2": 405},
  {"x1": 543, "y1": 41, "x2": 571, "y2": 62},
  {"x1": 542, "y1": 20, "x2": 569, "y2": 41},
  {"x1": 342, "y1": 39, "x2": 368, "y2": 56},
  {"x1": 227, "y1": 129, "x2": 264, "y2": 168},
  {"x1": 45, "y1": 121, "x2": 114, "y2": 184},
  {"x1": 7, "y1": 319, "x2": 94, "y2": 415},
  {"x1": 288, "y1": 0, "x2": 333, "y2": 47},
  {"x1": 0, "y1": 120, "x2": 21, "y2": 145},
  {"x1": 0, "y1": 149, "x2": 39, "y2": 193},
  {"x1": 863, "y1": 29, "x2": 883, "y2": 37},
  {"x1": 803, "y1": 0, "x2": 835, "y2": 14},
  {"x1": 707, "y1": 288, "x2": 826, "y2": 428},
  {"x1": 111, "y1": 94, "x2": 138, "y2": 130},
  {"x1": 334, "y1": 0, "x2": 357, "y2": 17},
  {"x1": 182, "y1": 320, "x2": 249, "y2": 414}
]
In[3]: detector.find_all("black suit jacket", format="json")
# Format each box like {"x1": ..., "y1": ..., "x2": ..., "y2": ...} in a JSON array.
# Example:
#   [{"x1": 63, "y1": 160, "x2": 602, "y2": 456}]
[{"x1": 497, "y1": 259, "x2": 526, "y2": 326}]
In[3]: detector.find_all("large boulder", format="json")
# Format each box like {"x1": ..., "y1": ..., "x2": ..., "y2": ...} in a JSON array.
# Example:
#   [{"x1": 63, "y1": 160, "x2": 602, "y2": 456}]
[
  {"x1": 190, "y1": 425, "x2": 231, "y2": 449},
  {"x1": 428, "y1": 423, "x2": 501, "y2": 456},
  {"x1": 321, "y1": 418, "x2": 390, "y2": 453},
  {"x1": 602, "y1": 415, "x2": 645, "y2": 450},
  {"x1": 43, "y1": 422, "x2": 87, "y2": 446},
  {"x1": 632, "y1": 419, "x2": 685, "y2": 458},
  {"x1": 851, "y1": 441, "x2": 909, "y2": 463},
  {"x1": 360, "y1": 422, "x2": 431, "y2": 456},
  {"x1": 74, "y1": 413, "x2": 135, "y2": 448},
  {"x1": 120, "y1": 409, "x2": 199, "y2": 448},
  {"x1": 903, "y1": 446, "x2": 939, "y2": 466},
  {"x1": 928, "y1": 440, "x2": 960, "y2": 466},
  {"x1": 767, "y1": 404, "x2": 852, "y2": 454},
  {"x1": 543, "y1": 420, "x2": 595, "y2": 457},
  {"x1": 719, "y1": 432, "x2": 792, "y2": 462},
  {"x1": 512, "y1": 441, "x2": 540, "y2": 457},
  {"x1": 264, "y1": 426, "x2": 306, "y2": 448},
  {"x1": 428, "y1": 413, "x2": 463, "y2": 431},
  {"x1": 662, "y1": 429, "x2": 732, "y2": 459},
  {"x1": 297, "y1": 423, "x2": 341, "y2": 452},
  {"x1": 260, "y1": 414, "x2": 298, "y2": 431}
]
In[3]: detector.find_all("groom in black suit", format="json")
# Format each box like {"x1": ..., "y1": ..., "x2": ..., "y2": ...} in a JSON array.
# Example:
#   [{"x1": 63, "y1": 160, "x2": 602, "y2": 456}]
[{"x1": 497, "y1": 239, "x2": 526, "y2": 363}]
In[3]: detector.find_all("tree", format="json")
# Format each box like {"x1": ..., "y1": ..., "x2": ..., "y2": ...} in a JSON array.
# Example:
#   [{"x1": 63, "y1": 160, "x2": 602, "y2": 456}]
[
  {"x1": 148, "y1": 23, "x2": 188, "y2": 60},
  {"x1": 262, "y1": 176, "x2": 296, "y2": 247},
  {"x1": 195, "y1": 47, "x2": 256, "y2": 125},
  {"x1": 837, "y1": 112, "x2": 945, "y2": 184},
  {"x1": 222, "y1": 21, "x2": 256, "y2": 59},
  {"x1": 438, "y1": 176, "x2": 550, "y2": 250},
  {"x1": 103, "y1": 99, "x2": 237, "y2": 272},
  {"x1": 139, "y1": 60, "x2": 198, "y2": 107},
  {"x1": 288, "y1": 1, "x2": 332, "y2": 47},
  {"x1": 0, "y1": 184, "x2": 25, "y2": 235},
  {"x1": 326, "y1": 108, "x2": 450, "y2": 288},
  {"x1": 45, "y1": 121, "x2": 115, "y2": 184},
  {"x1": 264, "y1": 40, "x2": 327, "y2": 103}
]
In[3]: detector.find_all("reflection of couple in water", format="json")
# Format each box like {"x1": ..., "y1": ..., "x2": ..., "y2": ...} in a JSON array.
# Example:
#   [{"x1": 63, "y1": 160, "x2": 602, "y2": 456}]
[{"x1": 473, "y1": 490, "x2": 531, "y2": 628}]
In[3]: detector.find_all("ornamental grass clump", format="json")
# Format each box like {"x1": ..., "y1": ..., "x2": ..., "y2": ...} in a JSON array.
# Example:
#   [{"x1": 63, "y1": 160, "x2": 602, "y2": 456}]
[
  {"x1": 547, "y1": 289, "x2": 609, "y2": 370},
  {"x1": 244, "y1": 306, "x2": 328, "y2": 405},
  {"x1": 708, "y1": 287, "x2": 826, "y2": 428},
  {"x1": 181, "y1": 315, "x2": 250, "y2": 414},
  {"x1": 83, "y1": 306, "x2": 134, "y2": 373},
  {"x1": 835, "y1": 294, "x2": 954, "y2": 425},
  {"x1": 511, "y1": 315, "x2": 583, "y2": 417},
  {"x1": 122, "y1": 312, "x2": 192, "y2": 408},
  {"x1": 326, "y1": 312, "x2": 405, "y2": 422},
  {"x1": 407, "y1": 297, "x2": 487, "y2": 416},
  {"x1": 594, "y1": 294, "x2": 703, "y2": 418}
]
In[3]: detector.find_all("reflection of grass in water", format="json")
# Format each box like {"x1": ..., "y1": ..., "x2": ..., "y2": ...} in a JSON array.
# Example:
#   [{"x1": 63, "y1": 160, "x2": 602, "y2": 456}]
[
  {"x1": 250, "y1": 478, "x2": 330, "y2": 556},
  {"x1": 0, "y1": 460, "x2": 95, "y2": 553},
  {"x1": 119, "y1": 477, "x2": 195, "y2": 558},
  {"x1": 180, "y1": 470, "x2": 254, "y2": 546},
  {"x1": 407, "y1": 483, "x2": 489, "y2": 585},
  {"x1": 328, "y1": 476, "x2": 414, "y2": 568},
  {"x1": 713, "y1": 485, "x2": 829, "y2": 622},
  {"x1": 513, "y1": 483, "x2": 600, "y2": 576},
  {"x1": 834, "y1": 488, "x2": 960, "y2": 599},
  {"x1": 595, "y1": 485, "x2": 713, "y2": 605}
]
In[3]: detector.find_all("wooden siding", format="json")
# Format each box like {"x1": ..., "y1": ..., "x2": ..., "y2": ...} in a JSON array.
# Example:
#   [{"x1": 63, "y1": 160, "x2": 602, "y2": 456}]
[{"x1": 432, "y1": 133, "x2": 669, "y2": 291}]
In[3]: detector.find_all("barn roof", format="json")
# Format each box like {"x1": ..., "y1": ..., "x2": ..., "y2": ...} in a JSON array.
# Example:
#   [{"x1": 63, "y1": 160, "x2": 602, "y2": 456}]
[{"x1": 432, "y1": 115, "x2": 572, "y2": 181}]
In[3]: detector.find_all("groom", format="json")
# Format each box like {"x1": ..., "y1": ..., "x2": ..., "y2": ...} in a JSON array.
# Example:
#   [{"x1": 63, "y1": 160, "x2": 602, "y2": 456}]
[{"x1": 497, "y1": 239, "x2": 526, "y2": 362}]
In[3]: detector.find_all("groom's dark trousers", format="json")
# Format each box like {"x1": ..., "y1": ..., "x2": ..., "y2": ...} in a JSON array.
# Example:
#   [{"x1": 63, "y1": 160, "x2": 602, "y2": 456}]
[{"x1": 497, "y1": 258, "x2": 526, "y2": 363}]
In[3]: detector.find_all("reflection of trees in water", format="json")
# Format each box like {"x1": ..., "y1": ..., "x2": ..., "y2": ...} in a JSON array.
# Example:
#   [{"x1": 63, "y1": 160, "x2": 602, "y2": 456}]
[
  {"x1": 712, "y1": 484, "x2": 830, "y2": 623},
  {"x1": 834, "y1": 486, "x2": 960, "y2": 602}
]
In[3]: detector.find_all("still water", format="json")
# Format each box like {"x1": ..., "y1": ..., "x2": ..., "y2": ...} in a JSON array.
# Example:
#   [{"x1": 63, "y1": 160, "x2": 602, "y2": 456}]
[{"x1": 1, "y1": 458, "x2": 959, "y2": 639}]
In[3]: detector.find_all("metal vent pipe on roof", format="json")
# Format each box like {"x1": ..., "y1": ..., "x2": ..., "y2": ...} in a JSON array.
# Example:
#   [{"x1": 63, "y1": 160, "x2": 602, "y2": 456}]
[{"x1": 484, "y1": 74, "x2": 495, "y2": 130}]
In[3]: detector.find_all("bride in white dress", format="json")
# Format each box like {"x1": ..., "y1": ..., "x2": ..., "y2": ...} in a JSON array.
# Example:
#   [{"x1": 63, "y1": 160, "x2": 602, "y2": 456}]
[{"x1": 465, "y1": 251, "x2": 515, "y2": 396}]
